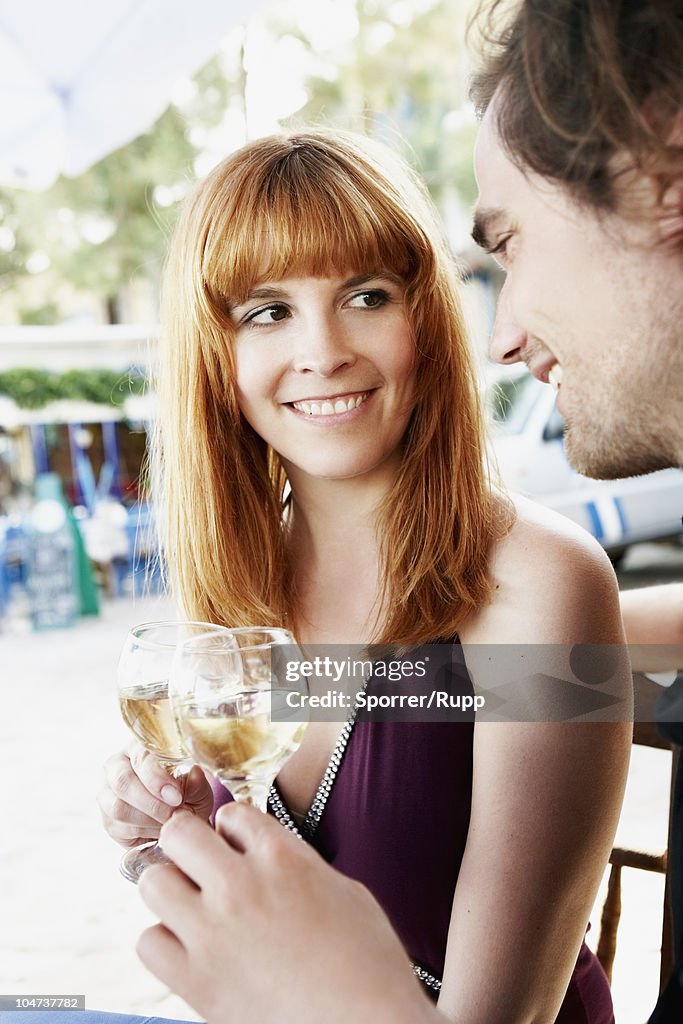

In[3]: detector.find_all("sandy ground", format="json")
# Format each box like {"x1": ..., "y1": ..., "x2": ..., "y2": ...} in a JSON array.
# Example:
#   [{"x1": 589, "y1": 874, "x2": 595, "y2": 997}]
[
  {"x1": 0, "y1": 592, "x2": 674, "y2": 1022},
  {"x1": 1, "y1": 593, "x2": 196, "y2": 1020}
]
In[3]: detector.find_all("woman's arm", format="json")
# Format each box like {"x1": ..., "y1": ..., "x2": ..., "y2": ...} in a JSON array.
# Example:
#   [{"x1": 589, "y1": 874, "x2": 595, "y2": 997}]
[{"x1": 445, "y1": 500, "x2": 632, "y2": 1023}]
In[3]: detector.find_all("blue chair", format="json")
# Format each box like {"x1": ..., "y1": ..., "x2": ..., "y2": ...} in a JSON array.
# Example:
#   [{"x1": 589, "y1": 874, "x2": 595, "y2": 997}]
[{"x1": 125, "y1": 503, "x2": 163, "y2": 597}]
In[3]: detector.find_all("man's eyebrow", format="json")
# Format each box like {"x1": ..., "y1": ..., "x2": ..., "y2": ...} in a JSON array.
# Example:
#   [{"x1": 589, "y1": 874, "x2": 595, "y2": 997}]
[{"x1": 471, "y1": 207, "x2": 505, "y2": 251}]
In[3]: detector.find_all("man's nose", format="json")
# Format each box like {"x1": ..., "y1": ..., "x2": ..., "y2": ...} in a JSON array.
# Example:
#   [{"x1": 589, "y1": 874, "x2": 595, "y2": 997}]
[
  {"x1": 488, "y1": 284, "x2": 526, "y2": 365},
  {"x1": 292, "y1": 314, "x2": 357, "y2": 377}
]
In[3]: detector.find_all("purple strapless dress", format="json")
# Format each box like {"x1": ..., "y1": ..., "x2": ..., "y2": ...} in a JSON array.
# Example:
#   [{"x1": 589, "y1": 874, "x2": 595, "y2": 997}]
[{"x1": 213, "y1": 641, "x2": 614, "y2": 1024}]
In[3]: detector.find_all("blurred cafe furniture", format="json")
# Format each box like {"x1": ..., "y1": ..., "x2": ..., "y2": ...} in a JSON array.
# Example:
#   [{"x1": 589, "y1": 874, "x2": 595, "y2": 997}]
[{"x1": 597, "y1": 673, "x2": 680, "y2": 988}]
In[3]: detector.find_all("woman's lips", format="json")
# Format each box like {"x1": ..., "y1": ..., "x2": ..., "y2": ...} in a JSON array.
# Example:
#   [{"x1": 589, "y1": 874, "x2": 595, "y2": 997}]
[{"x1": 287, "y1": 390, "x2": 372, "y2": 418}]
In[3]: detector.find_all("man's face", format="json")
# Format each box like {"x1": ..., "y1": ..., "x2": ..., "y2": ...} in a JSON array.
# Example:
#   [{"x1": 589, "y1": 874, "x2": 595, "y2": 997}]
[{"x1": 473, "y1": 106, "x2": 683, "y2": 478}]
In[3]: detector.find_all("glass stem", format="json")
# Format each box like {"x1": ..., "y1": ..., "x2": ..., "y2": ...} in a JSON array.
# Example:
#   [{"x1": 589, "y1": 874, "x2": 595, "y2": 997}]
[
  {"x1": 157, "y1": 758, "x2": 192, "y2": 780},
  {"x1": 227, "y1": 779, "x2": 270, "y2": 813}
]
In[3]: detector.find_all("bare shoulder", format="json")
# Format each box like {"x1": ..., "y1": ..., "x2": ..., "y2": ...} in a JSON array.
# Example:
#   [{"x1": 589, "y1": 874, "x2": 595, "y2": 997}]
[
  {"x1": 491, "y1": 494, "x2": 617, "y2": 585},
  {"x1": 461, "y1": 494, "x2": 624, "y2": 645}
]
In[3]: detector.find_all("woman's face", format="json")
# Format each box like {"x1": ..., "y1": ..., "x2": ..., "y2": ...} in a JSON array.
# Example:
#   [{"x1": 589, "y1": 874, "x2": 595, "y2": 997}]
[{"x1": 231, "y1": 272, "x2": 416, "y2": 486}]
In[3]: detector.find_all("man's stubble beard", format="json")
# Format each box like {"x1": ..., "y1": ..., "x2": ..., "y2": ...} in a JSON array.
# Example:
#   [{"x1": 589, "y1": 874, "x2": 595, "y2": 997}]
[
  {"x1": 563, "y1": 378, "x2": 683, "y2": 479},
  {"x1": 564, "y1": 285, "x2": 683, "y2": 478},
  {"x1": 565, "y1": 419, "x2": 679, "y2": 479}
]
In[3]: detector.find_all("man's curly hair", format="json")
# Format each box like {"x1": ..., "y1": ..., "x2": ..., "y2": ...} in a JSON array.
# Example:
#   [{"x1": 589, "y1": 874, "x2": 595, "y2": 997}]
[{"x1": 470, "y1": 0, "x2": 683, "y2": 213}]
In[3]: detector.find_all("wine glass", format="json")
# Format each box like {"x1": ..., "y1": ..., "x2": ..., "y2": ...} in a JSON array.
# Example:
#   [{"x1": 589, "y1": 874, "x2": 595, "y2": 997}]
[
  {"x1": 170, "y1": 626, "x2": 309, "y2": 813},
  {"x1": 117, "y1": 620, "x2": 233, "y2": 883}
]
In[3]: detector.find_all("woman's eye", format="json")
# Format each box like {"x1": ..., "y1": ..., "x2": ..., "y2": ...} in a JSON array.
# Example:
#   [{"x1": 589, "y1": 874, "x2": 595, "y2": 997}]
[
  {"x1": 244, "y1": 304, "x2": 290, "y2": 326},
  {"x1": 347, "y1": 289, "x2": 390, "y2": 309}
]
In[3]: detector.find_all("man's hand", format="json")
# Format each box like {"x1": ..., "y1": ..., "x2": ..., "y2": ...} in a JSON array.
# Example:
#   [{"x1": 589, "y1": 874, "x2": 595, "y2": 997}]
[{"x1": 137, "y1": 805, "x2": 442, "y2": 1024}]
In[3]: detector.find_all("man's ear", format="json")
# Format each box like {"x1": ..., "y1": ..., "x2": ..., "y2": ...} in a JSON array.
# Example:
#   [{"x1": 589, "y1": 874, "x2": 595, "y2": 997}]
[
  {"x1": 659, "y1": 109, "x2": 683, "y2": 245},
  {"x1": 666, "y1": 107, "x2": 683, "y2": 147}
]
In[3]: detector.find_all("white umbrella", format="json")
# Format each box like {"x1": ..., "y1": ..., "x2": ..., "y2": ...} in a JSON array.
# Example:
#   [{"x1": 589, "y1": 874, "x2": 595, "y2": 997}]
[{"x1": 0, "y1": 0, "x2": 266, "y2": 189}]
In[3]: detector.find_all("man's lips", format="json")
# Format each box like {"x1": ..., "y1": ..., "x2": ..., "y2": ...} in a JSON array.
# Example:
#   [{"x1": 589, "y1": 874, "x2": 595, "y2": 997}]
[
  {"x1": 548, "y1": 364, "x2": 563, "y2": 390},
  {"x1": 527, "y1": 359, "x2": 562, "y2": 389}
]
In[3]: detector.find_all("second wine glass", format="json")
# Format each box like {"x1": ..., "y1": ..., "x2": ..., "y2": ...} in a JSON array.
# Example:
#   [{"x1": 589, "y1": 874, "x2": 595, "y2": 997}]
[
  {"x1": 170, "y1": 626, "x2": 309, "y2": 812},
  {"x1": 117, "y1": 619, "x2": 232, "y2": 883}
]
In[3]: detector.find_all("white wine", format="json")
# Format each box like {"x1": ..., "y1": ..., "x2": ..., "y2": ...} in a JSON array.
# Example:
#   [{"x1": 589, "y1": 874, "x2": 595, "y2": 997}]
[
  {"x1": 119, "y1": 680, "x2": 186, "y2": 761},
  {"x1": 175, "y1": 688, "x2": 307, "y2": 785}
]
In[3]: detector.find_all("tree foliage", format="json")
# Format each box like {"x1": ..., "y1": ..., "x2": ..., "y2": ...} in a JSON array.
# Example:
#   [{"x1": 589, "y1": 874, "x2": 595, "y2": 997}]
[
  {"x1": 0, "y1": 368, "x2": 146, "y2": 409},
  {"x1": 282, "y1": 0, "x2": 479, "y2": 208},
  {"x1": 0, "y1": 53, "x2": 238, "y2": 324},
  {"x1": 0, "y1": 2, "x2": 478, "y2": 326}
]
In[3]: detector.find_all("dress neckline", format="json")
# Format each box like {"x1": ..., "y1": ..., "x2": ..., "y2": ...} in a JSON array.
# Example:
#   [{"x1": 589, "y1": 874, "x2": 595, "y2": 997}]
[
  {"x1": 269, "y1": 639, "x2": 459, "y2": 837},
  {"x1": 268, "y1": 651, "x2": 447, "y2": 997},
  {"x1": 268, "y1": 672, "x2": 371, "y2": 840}
]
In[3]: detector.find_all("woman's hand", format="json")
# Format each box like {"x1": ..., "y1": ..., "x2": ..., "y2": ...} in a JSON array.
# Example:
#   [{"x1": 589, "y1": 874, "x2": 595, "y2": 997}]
[{"x1": 97, "y1": 742, "x2": 214, "y2": 848}]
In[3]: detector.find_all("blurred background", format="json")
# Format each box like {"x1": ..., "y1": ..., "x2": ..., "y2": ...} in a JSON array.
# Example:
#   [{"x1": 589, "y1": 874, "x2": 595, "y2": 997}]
[
  {"x1": 0, "y1": 1, "x2": 681, "y2": 1022},
  {"x1": 0, "y1": 0, "x2": 501, "y2": 624}
]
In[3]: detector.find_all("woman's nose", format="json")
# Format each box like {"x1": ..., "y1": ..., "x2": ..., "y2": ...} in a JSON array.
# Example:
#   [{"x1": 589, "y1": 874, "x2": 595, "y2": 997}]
[
  {"x1": 488, "y1": 284, "x2": 527, "y2": 365},
  {"x1": 292, "y1": 315, "x2": 357, "y2": 377}
]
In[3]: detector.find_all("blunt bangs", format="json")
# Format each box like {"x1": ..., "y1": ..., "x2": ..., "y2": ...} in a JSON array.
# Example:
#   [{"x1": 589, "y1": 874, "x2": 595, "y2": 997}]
[{"x1": 198, "y1": 136, "x2": 428, "y2": 316}]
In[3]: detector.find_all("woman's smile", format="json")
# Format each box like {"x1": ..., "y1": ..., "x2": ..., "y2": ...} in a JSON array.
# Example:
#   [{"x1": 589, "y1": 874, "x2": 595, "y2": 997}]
[{"x1": 287, "y1": 389, "x2": 373, "y2": 421}]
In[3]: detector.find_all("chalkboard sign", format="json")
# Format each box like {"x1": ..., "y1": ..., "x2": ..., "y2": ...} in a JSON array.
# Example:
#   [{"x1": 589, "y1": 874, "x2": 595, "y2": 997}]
[{"x1": 26, "y1": 507, "x2": 78, "y2": 631}]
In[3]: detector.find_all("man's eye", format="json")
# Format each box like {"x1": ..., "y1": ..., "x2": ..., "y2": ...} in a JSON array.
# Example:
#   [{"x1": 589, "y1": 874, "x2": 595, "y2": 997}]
[
  {"x1": 244, "y1": 304, "x2": 290, "y2": 326},
  {"x1": 347, "y1": 289, "x2": 390, "y2": 309},
  {"x1": 488, "y1": 236, "x2": 510, "y2": 258}
]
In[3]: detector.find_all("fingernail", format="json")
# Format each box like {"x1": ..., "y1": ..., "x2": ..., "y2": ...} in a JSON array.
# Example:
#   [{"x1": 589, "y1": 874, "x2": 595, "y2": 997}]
[{"x1": 161, "y1": 785, "x2": 182, "y2": 806}]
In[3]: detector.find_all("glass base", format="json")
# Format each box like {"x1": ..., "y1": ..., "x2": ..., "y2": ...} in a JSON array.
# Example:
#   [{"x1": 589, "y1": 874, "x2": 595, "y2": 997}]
[{"x1": 120, "y1": 841, "x2": 172, "y2": 884}]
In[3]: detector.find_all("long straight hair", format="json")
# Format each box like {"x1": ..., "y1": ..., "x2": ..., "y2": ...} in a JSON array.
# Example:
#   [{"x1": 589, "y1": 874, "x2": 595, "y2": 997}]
[{"x1": 154, "y1": 129, "x2": 507, "y2": 644}]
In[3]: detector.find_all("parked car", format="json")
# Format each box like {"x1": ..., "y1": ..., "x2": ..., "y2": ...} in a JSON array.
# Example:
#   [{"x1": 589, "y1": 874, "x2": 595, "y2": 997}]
[{"x1": 486, "y1": 365, "x2": 683, "y2": 560}]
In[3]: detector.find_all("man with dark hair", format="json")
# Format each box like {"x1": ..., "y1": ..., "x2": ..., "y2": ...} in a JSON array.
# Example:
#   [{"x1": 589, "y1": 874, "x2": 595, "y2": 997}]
[
  {"x1": 129, "y1": 3, "x2": 682, "y2": 1023},
  {"x1": 469, "y1": 0, "x2": 683, "y2": 480},
  {"x1": 469, "y1": 2, "x2": 683, "y2": 1020},
  {"x1": 470, "y1": 0, "x2": 682, "y2": 221}
]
